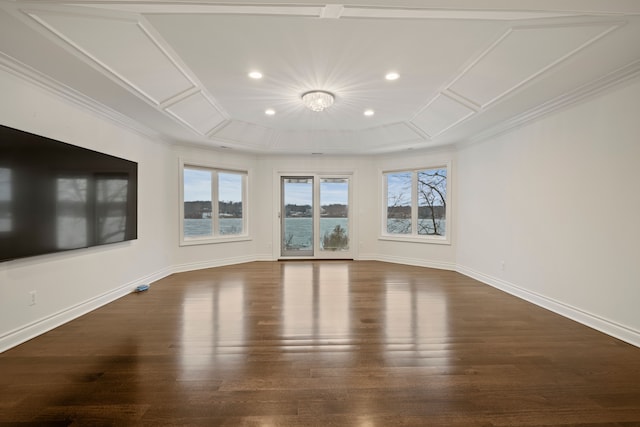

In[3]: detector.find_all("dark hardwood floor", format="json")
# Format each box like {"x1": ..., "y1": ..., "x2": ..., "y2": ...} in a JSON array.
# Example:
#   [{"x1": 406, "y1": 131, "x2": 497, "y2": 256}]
[{"x1": 1, "y1": 261, "x2": 640, "y2": 426}]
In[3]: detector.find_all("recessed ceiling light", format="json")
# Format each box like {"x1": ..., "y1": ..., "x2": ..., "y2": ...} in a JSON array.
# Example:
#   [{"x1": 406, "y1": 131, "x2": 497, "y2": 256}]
[
  {"x1": 265, "y1": 108, "x2": 275, "y2": 116},
  {"x1": 364, "y1": 109, "x2": 375, "y2": 116},
  {"x1": 385, "y1": 72, "x2": 400, "y2": 81},
  {"x1": 248, "y1": 71, "x2": 263, "y2": 79}
]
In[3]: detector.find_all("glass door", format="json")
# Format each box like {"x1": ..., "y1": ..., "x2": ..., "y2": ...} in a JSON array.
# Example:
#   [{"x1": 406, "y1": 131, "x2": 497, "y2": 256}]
[
  {"x1": 281, "y1": 177, "x2": 314, "y2": 257},
  {"x1": 281, "y1": 175, "x2": 352, "y2": 259},
  {"x1": 318, "y1": 177, "x2": 350, "y2": 256}
]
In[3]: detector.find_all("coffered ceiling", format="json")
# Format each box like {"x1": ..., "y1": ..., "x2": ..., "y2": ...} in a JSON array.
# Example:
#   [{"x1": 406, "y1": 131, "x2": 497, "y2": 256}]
[{"x1": 1, "y1": 1, "x2": 639, "y2": 154}]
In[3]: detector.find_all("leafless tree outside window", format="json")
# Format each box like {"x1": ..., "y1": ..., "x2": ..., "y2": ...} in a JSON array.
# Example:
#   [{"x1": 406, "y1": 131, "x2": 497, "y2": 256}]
[
  {"x1": 418, "y1": 169, "x2": 447, "y2": 236},
  {"x1": 386, "y1": 172, "x2": 412, "y2": 234},
  {"x1": 385, "y1": 168, "x2": 447, "y2": 237}
]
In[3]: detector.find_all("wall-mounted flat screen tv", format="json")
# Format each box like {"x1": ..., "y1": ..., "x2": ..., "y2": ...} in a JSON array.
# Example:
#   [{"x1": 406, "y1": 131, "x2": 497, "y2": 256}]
[{"x1": 0, "y1": 124, "x2": 137, "y2": 262}]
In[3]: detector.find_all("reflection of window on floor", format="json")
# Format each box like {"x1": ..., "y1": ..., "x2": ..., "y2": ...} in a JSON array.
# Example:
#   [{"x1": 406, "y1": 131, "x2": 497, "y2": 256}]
[
  {"x1": 215, "y1": 281, "x2": 244, "y2": 344},
  {"x1": 0, "y1": 168, "x2": 11, "y2": 233},
  {"x1": 318, "y1": 263, "x2": 349, "y2": 337},
  {"x1": 283, "y1": 263, "x2": 313, "y2": 337},
  {"x1": 180, "y1": 281, "x2": 245, "y2": 374},
  {"x1": 282, "y1": 263, "x2": 351, "y2": 342},
  {"x1": 385, "y1": 280, "x2": 449, "y2": 359}
]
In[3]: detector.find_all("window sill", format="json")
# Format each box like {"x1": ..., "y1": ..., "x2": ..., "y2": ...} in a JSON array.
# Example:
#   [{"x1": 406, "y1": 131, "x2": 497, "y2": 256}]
[
  {"x1": 180, "y1": 235, "x2": 251, "y2": 247},
  {"x1": 378, "y1": 234, "x2": 450, "y2": 245}
]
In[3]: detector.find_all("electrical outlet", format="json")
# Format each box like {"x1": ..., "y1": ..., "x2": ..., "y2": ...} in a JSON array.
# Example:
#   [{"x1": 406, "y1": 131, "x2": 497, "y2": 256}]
[{"x1": 29, "y1": 290, "x2": 37, "y2": 306}]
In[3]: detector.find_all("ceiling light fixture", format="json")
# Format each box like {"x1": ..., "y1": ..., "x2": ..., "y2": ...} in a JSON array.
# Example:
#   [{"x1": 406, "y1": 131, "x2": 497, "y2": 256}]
[
  {"x1": 385, "y1": 72, "x2": 400, "y2": 81},
  {"x1": 265, "y1": 108, "x2": 275, "y2": 116},
  {"x1": 301, "y1": 90, "x2": 335, "y2": 112},
  {"x1": 364, "y1": 109, "x2": 375, "y2": 116},
  {"x1": 248, "y1": 71, "x2": 263, "y2": 79}
]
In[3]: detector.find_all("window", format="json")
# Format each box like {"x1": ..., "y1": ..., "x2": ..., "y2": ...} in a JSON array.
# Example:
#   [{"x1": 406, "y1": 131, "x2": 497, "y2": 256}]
[
  {"x1": 383, "y1": 165, "x2": 449, "y2": 243},
  {"x1": 181, "y1": 163, "x2": 248, "y2": 245}
]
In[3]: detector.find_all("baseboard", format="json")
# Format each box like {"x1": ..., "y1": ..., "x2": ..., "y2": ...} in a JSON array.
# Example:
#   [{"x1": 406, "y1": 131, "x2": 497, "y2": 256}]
[
  {"x1": 456, "y1": 264, "x2": 640, "y2": 348},
  {"x1": 0, "y1": 266, "x2": 173, "y2": 353},
  {"x1": 171, "y1": 254, "x2": 263, "y2": 274},
  {"x1": 359, "y1": 253, "x2": 456, "y2": 271}
]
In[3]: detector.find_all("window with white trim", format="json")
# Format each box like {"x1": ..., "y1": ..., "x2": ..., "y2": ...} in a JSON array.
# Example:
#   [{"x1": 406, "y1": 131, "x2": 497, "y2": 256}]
[
  {"x1": 181, "y1": 163, "x2": 248, "y2": 244},
  {"x1": 383, "y1": 166, "x2": 449, "y2": 242}
]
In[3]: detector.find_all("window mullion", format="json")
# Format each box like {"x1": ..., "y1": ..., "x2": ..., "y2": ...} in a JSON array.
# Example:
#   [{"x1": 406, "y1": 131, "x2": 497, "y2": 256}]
[
  {"x1": 212, "y1": 171, "x2": 219, "y2": 235},
  {"x1": 242, "y1": 173, "x2": 248, "y2": 234},
  {"x1": 411, "y1": 171, "x2": 418, "y2": 236}
]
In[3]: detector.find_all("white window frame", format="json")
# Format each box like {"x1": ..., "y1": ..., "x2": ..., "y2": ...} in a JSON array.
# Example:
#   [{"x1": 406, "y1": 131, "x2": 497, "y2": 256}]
[
  {"x1": 380, "y1": 162, "x2": 451, "y2": 245},
  {"x1": 179, "y1": 159, "x2": 250, "y2": 246}
]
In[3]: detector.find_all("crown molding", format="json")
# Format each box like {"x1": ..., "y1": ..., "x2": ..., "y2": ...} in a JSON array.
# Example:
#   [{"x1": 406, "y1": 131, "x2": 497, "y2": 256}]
[
  {"x1": 456, "y1": 58, "x2": 640, "y2": 150},
  {"x1": 22, "y1": 2, "x2": 607, "y2": 20},
  {"x1": 0, "y1": 51, "x2": 173, "y2": 146}
]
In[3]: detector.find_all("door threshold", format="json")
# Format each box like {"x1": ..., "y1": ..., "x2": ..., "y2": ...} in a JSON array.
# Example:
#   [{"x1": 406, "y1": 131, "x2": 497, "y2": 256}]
[{"x1": 278, "y1": 258, "x2": 354, "y2": 262}]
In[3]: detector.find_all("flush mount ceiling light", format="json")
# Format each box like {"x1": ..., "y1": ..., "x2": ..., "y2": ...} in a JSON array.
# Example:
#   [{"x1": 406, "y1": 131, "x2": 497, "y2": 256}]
[
  {"x1": 248, "y1": 71, "x2": 263, "y2": 79},
  {"x1": 364, "y1": 109, "x2": 375, "y2": 116},
  {"x1": 385, "y1": 72, "x2": 400, "y2": 81},
  {"x1": 301, "y1": 90, "x2": 335, "y2": 112},
  {"x1": 265, "y1": 108, "x2": 275, "y2": 116}
]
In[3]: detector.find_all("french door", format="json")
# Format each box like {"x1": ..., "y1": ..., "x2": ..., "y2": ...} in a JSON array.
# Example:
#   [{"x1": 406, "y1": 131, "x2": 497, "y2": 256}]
[{"x1": 280, "y1": 175, "x2": 352, "y2": 259}]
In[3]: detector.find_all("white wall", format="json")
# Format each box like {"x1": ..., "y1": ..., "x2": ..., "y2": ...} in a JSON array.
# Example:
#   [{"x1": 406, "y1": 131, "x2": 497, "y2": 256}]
[
  {"x1": 456, "y1": 77, "x2": 640, "y2": 346},
  {"x1": 0, "y1": 68, "x2": 174, "y2": 352}
]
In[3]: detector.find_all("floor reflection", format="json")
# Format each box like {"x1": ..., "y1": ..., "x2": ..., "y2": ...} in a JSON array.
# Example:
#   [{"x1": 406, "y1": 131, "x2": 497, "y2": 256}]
[
  {"x1": 318, "y1": 263, "x2": 350, "y2": 338},
  {"x1": 180, "y1": 278, "x2": 245, "y2": 378},
  {"x1": 280, "y1": 262, "x2": 353, "y2": 365},
  {"x1": 384, "y1": 272, "x2": 450, "y2": 364},
  {"x1": 282, "y1": 262, "x2": 314, "y2": 339}
]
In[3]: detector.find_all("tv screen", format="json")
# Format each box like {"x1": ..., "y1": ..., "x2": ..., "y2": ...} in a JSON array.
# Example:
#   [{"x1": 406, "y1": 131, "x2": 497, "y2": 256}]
[{"x1": 0, "y1": 124, "x2": 137, "y2": 262}]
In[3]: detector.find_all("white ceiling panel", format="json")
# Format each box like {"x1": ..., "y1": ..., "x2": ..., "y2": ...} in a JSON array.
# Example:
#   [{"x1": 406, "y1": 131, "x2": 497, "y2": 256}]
[
  {"x1": 411, "y1": 94, "x2": 476, "y2": 137},
  {"x1": 165, "y1": 92, "x2": 225, "y2": 136},
  {"x1": 340, "y1": 7, "x2": 581, "y2": 20},
  {"x1": 448, "y1": 23, "x2": 619, "y2": 108},
  {"x1": 211, "y1": 120, "x2": 274, "y2": 150},
  {"x1": 78, "y1": 3, "x2": 324, "y2": 17},
  {"x1": 1, "y1": 1, "x2": 638, "y2": 154},
  {"x1": 26, "y1": 10, "x2": 196, "y2": 105},
  {"x1": 253, "y1": 121, "x2": 424, "y2": 153},
  {"x1": 361, "y1": 122, "x2": 425, "y2": 146}
]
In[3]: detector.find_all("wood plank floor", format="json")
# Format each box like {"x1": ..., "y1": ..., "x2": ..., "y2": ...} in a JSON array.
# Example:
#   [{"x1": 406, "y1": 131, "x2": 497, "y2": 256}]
[{"x1": 1, "y1": 261, "x2": 640, "y2": 426}]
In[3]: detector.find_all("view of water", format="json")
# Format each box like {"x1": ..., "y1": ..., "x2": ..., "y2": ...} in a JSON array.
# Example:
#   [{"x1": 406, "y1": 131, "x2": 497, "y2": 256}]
[
  {"x1": 184, "y1": 217, "x2": 349, "y2": 249},
  {"x1": 284, "y1": 217, "x2": 349, "y2": 250},
  {"x1": 184, "y1": 218, "x2": 242, "y2": 237},
  {"x1": 387, "y1": 219, "x2": 446, "y2": 236},
  {"x1": 184, "y1": 217, "x2": 445, "y2": 243}
]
